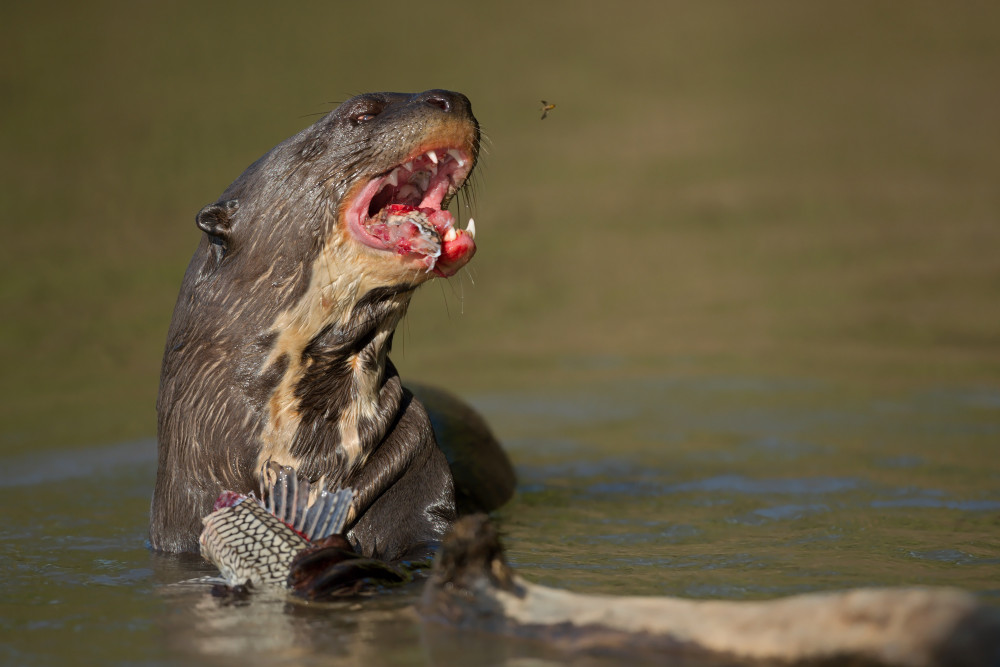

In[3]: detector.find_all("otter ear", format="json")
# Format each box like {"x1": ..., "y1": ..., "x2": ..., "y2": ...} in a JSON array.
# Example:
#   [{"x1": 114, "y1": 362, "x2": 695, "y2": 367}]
[{"x1": 196, "y1": 199, "x2": 239, "y2": 241}]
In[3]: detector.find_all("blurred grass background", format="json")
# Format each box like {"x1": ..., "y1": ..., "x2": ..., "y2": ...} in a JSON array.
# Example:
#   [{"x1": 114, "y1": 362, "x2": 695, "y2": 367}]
[{"x1": 1, "y1": 1, "x2": 998, "y2": 456}]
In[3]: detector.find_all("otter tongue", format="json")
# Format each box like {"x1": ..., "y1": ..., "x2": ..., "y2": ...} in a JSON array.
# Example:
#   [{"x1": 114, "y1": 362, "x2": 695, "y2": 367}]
[{"x1": 366, "y1": 204, "x2": 450, "y2": 258}]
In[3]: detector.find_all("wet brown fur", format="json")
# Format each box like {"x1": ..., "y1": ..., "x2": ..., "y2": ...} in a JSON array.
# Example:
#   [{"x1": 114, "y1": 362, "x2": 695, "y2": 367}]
[{"x1": 151, "y1": 91, "x2": 512, "y2": 557}]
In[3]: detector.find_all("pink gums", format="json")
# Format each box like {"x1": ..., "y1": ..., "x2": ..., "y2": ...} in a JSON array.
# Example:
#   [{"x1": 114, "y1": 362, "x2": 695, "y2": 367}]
[{"x1": 434, "y1": 227, "x2": 476, "y2": 277}]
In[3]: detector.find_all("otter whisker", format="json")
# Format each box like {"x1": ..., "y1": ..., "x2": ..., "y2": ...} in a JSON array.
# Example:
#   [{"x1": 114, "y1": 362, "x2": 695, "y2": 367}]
[
  {"x1": 436, "y1": 279, "x2": 452, "y2": 320},
  {"x1": 461, "y1": 265, "x2": 476, "y2": 296}
]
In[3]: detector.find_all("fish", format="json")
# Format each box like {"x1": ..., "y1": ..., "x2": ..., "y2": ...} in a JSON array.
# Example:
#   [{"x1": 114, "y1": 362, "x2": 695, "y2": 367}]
[{"x1": 198, "y1": 462, "x2": 409, "y2": 599}]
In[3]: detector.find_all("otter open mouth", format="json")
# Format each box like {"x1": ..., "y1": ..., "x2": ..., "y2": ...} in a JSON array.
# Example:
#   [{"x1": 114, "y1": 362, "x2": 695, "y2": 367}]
[{"x1": 344, "y1": 148, "x2": 476, "y2": 278}]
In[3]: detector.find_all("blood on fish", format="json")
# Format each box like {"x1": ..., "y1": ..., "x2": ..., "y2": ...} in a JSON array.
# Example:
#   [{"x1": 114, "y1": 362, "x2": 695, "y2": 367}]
[{"x1": 212, "y1": 490, "x2": 246, "y2": 511}]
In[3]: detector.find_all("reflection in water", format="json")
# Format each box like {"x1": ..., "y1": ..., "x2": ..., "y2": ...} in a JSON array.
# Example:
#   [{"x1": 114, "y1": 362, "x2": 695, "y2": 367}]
[
  {"x1": 159, "y1": 582, "x2": 421, "y2": 665},
  {"x1": 167, "y1": 587, "x2": 302, "y2": 659},
  {"x1": 1, "y1": 376, "x2": 998, "y2": 664}
]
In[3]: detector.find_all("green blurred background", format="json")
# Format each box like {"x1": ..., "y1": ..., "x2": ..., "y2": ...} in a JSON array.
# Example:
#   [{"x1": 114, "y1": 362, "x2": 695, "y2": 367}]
[{"x1": 2, "y1": 1, "x2": 998, "y2": 456}]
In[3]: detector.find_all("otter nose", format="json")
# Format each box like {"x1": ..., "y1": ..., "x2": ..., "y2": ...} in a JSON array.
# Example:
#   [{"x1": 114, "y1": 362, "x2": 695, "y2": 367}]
[
  {"x1": 424, "y1": 94, "x2": 451, "y2": 113},
  {"x1": 415, "y1": 90, "x2": 471, "y2": 116}
]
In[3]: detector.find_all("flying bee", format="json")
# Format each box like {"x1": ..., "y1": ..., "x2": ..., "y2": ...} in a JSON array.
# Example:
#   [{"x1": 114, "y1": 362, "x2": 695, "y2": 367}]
[{"x1": 540, "y1": 100, "x2": 556, "y2": 120}]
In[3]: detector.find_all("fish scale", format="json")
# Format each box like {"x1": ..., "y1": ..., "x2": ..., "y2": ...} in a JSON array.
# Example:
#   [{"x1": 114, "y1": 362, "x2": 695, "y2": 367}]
[{"x1": 200, "y1": 498, "x2": 311, "y2": 587}]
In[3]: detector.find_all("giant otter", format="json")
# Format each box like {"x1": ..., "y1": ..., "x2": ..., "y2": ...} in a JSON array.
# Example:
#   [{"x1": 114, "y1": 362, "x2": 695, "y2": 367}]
[{"x1": 151, "y1": 90, "x2": 514, "y2": 557}]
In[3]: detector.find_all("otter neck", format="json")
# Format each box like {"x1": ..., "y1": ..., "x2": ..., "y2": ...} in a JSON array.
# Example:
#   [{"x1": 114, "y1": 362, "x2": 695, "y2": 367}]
[{"x1": 258, "y1": 287, "x2": 413, "y2": 483}]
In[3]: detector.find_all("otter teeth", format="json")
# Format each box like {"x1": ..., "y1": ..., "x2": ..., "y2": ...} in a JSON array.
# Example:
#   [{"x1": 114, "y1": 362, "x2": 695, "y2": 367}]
[
  {"x1": 375, "y1": 149, "x2": 470, "y2": 215},
  {"x1": 441, "y1": 219, "x2": 475, "y2": 244}
]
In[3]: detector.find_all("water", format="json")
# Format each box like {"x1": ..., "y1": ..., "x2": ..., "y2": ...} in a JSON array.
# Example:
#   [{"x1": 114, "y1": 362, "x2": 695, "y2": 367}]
[{"x1": 2, "y1": 373, "x2": 997, "y2": 666}]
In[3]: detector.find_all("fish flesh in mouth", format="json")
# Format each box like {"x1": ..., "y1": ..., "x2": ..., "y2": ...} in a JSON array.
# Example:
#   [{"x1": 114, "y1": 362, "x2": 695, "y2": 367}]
[
  {"x1": 345, "y1": 146, "x2": 477, "y2": 277},
  {"x1": 199, "y1": 462, "x2": 408, "y2": 599}
]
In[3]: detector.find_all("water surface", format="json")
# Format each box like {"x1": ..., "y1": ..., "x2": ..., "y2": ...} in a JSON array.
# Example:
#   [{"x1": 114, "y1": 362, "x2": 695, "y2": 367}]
[{"x1": 2, "y1": 374, "x2": 997, "y2": 665}]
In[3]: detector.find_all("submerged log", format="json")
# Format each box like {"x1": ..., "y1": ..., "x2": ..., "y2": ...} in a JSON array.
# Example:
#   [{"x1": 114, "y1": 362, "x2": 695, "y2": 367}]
[{"x1": 419, "y1": 516, "x2": 1000, "y2": 666}]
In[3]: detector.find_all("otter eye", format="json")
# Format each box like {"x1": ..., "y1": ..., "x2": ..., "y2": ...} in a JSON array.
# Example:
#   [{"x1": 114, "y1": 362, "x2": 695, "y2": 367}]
[{"x1": 347, "y1": 98, "x2": 384, "y2": 125}]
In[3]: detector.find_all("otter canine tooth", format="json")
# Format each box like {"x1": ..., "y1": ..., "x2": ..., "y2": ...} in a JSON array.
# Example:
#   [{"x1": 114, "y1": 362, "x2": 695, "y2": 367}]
[
  {"x1": 427, "y1": 150, "x2": 438, "y2": 165},
  {"x1": 444, "y1": 227, "x2": 458, "y2": 242},
  {"x1": 447, "y1": 149, "x2": 466, "y2": 167},
  {"x1": 466, "y1": 218, "x2": 476, "y2": 239}
]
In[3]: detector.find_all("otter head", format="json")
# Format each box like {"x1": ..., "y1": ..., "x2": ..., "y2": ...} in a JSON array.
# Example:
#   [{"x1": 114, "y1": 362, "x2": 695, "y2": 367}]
[
  {"x1": 194, "y1": 89, "x2": 479, "y2": 295},
  {"x1": 153, "y1": 91, "x2": 480, "y2": 549}
]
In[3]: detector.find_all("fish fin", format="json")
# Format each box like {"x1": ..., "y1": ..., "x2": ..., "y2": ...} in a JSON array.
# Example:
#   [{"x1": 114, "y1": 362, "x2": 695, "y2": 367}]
[{"x1": 258, "y1": 461, "x2": 355, "y2": 542}]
